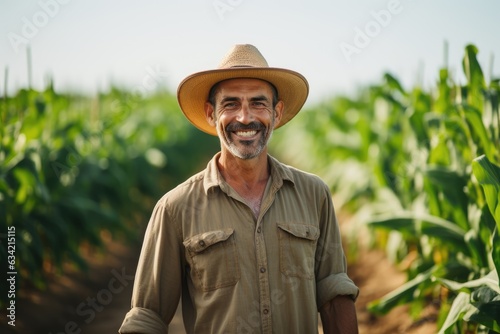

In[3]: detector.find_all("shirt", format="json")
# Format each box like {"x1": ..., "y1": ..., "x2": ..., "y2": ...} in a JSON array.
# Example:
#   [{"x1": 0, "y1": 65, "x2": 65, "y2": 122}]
[{"x1": 119, "y1": 153, "x2": 359, "y2": 334}]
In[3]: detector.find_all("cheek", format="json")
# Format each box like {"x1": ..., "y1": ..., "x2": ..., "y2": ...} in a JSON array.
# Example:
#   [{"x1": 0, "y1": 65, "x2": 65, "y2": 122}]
[
  {"x1": 216, "y1": 113, "x2": 232, "y2": 127},
  {"x1": 214, "y1": 117, "x2": 228, "y2": 135}
]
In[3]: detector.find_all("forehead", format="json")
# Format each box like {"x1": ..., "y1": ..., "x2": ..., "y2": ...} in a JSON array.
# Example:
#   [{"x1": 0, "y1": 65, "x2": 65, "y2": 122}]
[{"x1": 215, "y1": 78, "x2": 275, "y2": 96}]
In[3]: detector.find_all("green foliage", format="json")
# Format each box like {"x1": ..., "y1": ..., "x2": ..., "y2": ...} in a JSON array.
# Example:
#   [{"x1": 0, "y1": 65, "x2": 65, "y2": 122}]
[
  {"x1": 0, "y1": 85, "x2": 219, "y2": 302},
  {"x1": 473, "y1": 155, "x2": 500, "y2": 234},
  {"x1": 271, "y1": 44, "x2": 500, "y2": 333}
]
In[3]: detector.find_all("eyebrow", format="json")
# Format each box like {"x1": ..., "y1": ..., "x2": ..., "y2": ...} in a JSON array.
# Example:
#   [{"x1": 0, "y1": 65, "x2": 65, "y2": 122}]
[
  {"x1": 250, "y1": 95, "x2": 270, "y2": 102},
  {"x1": 219, "y1": 95, "x2": 270, "y2": 104},
  {"x1": 220, "y1": 96, "x2": 239, "y2": 104}
]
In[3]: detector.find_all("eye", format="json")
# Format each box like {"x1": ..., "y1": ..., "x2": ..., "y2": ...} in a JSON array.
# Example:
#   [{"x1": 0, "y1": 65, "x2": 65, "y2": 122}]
[
  {"x1": 223, "y1": 102, "x2": 238, "y2": 109},
  {"x1": 252, "y1": 101, "x2": 267, "y2": 108}
]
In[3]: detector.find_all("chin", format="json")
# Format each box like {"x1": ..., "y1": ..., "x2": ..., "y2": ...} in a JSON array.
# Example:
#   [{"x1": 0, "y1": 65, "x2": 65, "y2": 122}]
[{"x1": 228, "y1": 144, "x2": 264, "y2": 160}]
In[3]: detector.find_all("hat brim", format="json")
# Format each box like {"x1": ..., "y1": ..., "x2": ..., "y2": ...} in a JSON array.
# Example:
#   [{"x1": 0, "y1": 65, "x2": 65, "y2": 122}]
[{"x1": 177, "y1": 67, "x2": 309, "y2": 136}]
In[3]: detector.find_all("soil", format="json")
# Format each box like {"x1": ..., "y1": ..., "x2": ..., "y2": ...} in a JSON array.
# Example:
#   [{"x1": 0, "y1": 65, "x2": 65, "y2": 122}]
[{"x1": 0, "y1": 220, "x2": 438, "y2": 334}]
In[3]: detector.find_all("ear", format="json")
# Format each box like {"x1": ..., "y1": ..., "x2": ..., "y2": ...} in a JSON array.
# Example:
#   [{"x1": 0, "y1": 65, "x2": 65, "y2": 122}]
[
  {"x1": 205, "y1": 102, "x2": 216, "y2": 127},
  {"x1": 273, "y1": 100, "x2": 284, "y2": 128}
]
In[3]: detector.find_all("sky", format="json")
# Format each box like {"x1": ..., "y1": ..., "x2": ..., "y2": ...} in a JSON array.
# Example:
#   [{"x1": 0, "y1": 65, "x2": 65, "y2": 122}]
[{"x1": 1, "y1": 0, "x2": 499, "y2": 106}]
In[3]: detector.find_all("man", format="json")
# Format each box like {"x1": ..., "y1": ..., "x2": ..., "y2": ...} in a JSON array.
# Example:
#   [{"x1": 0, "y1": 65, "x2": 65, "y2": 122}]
[{"x1": 119, "y1": 44, "x2": 359, "y2": 334}]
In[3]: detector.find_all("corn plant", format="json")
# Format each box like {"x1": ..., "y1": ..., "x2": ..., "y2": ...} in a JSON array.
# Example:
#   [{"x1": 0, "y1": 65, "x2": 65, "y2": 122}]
[
  {"x1": 270, "y1": 44, "x2": 500, "y2": 333},
  {"x1": 0, "y1": 82, "x2": 219, "y2": 305}
]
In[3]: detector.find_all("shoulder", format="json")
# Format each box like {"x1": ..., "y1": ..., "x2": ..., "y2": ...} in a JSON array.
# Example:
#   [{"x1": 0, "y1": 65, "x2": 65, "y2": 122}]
[
  {"x1": 157, "y1": 169, "x2": 206, "y2": 207},
  {"x1": 273, "y1": 157, "x2": 330, "y2": 192}
]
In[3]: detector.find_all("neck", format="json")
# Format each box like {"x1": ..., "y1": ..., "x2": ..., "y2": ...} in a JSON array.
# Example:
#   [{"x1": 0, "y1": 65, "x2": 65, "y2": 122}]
[
  {"x1": 217, "y1": 149, "x2": 270, "y2": 188},
  {"x1": 218, "y1": 150, "x2": 270, "y2": 219}
]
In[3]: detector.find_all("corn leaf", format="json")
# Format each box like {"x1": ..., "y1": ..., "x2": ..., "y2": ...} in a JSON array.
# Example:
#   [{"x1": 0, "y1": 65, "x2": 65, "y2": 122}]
[
  {"x1": 466, "y1": 287, "x2": 500, "y2": 332},
  {"x1": 472, "y1": 155, "x2": 500, "y2": 231},
  {"x1": 492, "y1": 228, "x2": 500, "y2": 281},
  {"x1": 368, "y1": 267, "x2": 436, "y2": 315},
  {"x1": 436, "y1": 270, "x2": 500, "y2": 294},
  {"x1": 462, "y1": 44, "x2": 486, "y2": 110},
  {"x1": 463, "y1": 105, "x2": 495, "y2": 159},
  {"x1": 438, "y1": 292, "x2": 474, "y2": 334},
  {"x1": 424, "y1": 166, "x2": 469, "y2": 229},
  {"x1": 367, "y1": 212, "x2": 467, "y2": 251},
  {"x1": 466, "y1": 300, "x2": 500, "y2": 332}
]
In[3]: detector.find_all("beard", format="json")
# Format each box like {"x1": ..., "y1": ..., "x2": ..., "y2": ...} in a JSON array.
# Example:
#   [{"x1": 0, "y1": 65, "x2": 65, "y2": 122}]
[{"x1": 217, "y1": 120, "x2": 274, "y2": 160}]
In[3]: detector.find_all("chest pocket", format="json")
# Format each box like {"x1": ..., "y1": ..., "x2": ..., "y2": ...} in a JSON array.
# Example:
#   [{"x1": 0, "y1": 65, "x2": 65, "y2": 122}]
[
  {"x1": 277, "y1": 223, "x2": 320, "y2": 279},
  {"x1": 183, "y1": 228, "x2": 240, "y2": 291}
]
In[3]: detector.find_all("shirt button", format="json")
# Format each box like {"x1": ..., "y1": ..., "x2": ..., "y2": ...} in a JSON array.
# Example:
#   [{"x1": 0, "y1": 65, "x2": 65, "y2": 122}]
[
  {"x1": 263, "y1": 309, "x2": 269, "y2": 315},
  {"x1": 198, "y1": 240, "x2": 205, "y2": 247},
  {"x1": 260, "y1": 267, "x2": 266, "y2": 273}
]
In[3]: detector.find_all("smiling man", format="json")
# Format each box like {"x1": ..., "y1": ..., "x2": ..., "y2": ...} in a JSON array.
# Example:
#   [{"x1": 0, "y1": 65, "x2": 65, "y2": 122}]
[{"x1": 119, "y1": 44, "x2": 359, "y2": 334}]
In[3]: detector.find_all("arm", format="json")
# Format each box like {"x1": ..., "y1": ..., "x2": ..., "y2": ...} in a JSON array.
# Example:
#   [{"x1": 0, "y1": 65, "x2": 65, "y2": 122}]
[
  {"x1": 119, "y1": 200, "x2": 183, "y2": 333},
  {"x1": 315, "y1": 181, "x2": 359, "y2": 334},
  {"x1": 320, "y1": 295, "x2": 358, "y2": 334}
]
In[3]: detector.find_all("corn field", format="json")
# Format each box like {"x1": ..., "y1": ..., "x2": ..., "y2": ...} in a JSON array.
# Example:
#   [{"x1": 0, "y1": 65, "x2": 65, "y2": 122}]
[
  {"x1": 271, "y1": 44, "x2": 500, "y2": 333},
  {"x1": 1, "y1": 44, "x2": 499, "y2": 333},
  {"x1": 0, "y1": 83, "x2": 219, "y2": 298}
]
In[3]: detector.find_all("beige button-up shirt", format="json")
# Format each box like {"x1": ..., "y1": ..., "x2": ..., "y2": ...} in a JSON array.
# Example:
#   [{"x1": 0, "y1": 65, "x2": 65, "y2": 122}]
[{"x1": 119, "y1": 153, "x2": 359, "y2": 334}]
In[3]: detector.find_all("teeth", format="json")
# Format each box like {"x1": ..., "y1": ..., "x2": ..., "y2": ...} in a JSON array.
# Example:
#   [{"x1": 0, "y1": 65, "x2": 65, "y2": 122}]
[{"x1": 236, "y1": 130, "x2": 257, "y2": 137}]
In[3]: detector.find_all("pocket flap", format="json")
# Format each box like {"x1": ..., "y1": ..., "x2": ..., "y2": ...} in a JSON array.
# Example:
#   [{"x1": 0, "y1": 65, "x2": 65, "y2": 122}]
[
  {"x1": 277, "y1": 224, "x2": 319, "y2": 241},
  {"x1": 183, "y1": 228, "x2": 235, "y2": 253}
]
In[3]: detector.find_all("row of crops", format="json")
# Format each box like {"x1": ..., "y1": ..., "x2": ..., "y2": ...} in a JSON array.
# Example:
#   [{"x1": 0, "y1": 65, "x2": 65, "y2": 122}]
[
  {"x1": 271, "y1": 44, "x2": 499, "y2": 333},
  {"x1": 0, "y1": 83, "x2": 219, "y2": 300},
  {"x1": 1, "y1": 44, "x2": 498, "y2": 333}
]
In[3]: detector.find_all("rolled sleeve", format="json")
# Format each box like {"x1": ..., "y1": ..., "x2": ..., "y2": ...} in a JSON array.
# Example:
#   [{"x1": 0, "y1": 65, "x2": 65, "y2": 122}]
[
  {"x1": 119, "y1": 198, "x2": 183, "y2": 333},
  {"x1": 119, "y1": 307, "x2": 168, "y2": 333},
  {"x1": 315, "y1": 182, "x2": 359, "y2": 309},
  {"x1": 317, "y1": 272, "x2": 359, "y2": 308}
]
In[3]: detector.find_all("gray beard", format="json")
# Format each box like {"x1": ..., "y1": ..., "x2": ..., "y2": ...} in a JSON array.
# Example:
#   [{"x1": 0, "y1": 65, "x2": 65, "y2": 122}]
[{"x1": 217, "y1": 121, "x2": 274, "y2": 160}]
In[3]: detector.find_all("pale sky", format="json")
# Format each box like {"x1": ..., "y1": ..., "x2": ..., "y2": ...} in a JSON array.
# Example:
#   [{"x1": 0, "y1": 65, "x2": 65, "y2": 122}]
[{"x1": 1, "y1": 0, "x2": 499, "y2": 105}]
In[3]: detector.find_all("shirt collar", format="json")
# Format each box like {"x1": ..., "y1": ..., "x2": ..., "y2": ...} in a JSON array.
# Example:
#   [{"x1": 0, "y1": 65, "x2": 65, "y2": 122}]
[{"x1": 203, "y1": 152, "x2": 295, "y2": 195}]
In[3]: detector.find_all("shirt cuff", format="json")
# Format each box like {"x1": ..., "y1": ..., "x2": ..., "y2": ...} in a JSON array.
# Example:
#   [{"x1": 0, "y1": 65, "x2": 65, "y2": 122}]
[
  {"x1": 119, "y1": 307, "x2": 169, "y2": 334},
  {"x1": 317, "y1": 272, "x2": 359, "y2": 309}
]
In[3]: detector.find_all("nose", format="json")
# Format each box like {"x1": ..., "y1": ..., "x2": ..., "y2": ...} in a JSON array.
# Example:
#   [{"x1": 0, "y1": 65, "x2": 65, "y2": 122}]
[{"x1": 235, "y1": 102, "x2": 253, "y2": 124}]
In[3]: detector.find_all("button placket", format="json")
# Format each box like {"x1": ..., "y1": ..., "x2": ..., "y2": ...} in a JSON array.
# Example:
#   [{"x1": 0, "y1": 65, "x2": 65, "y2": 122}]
[
  {"x1": 252, "y1": 177, "x2": 279, "y2": 333},
  {"x1": 255, "y1": 216, "x2": 273, "y2": 332}
]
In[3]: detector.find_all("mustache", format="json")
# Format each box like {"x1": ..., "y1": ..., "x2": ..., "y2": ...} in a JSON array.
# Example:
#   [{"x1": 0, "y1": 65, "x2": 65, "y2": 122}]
[{"x1": 226, "y1": 122, "x2": 265, "y2": 132}]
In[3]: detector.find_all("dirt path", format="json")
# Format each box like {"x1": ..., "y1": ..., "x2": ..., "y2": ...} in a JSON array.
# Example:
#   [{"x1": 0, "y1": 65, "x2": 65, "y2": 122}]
[
  {"x1": 1, "y1": 224, "x2": 437, "y2": 334},
  {"x1": 0, "y1": 235, "x2": 141, "y2": 334}
]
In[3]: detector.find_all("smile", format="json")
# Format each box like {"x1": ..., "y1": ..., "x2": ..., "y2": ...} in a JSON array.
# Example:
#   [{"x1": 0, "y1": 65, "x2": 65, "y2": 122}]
[{"x1": 235, "y1": 130, "x2": 258, "y2": 138}]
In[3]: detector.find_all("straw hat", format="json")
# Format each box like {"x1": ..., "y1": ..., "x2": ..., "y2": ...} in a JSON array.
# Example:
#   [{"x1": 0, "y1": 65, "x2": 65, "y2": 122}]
[{"x1": 177, "y1": 44, "x2": 309, "y2": 136}]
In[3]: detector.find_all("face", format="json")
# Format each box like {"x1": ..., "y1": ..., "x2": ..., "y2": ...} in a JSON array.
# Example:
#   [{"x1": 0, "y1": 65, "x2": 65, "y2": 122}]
[{"x1": 205, "y1": 78, "x2": 283, "y2": 160}]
